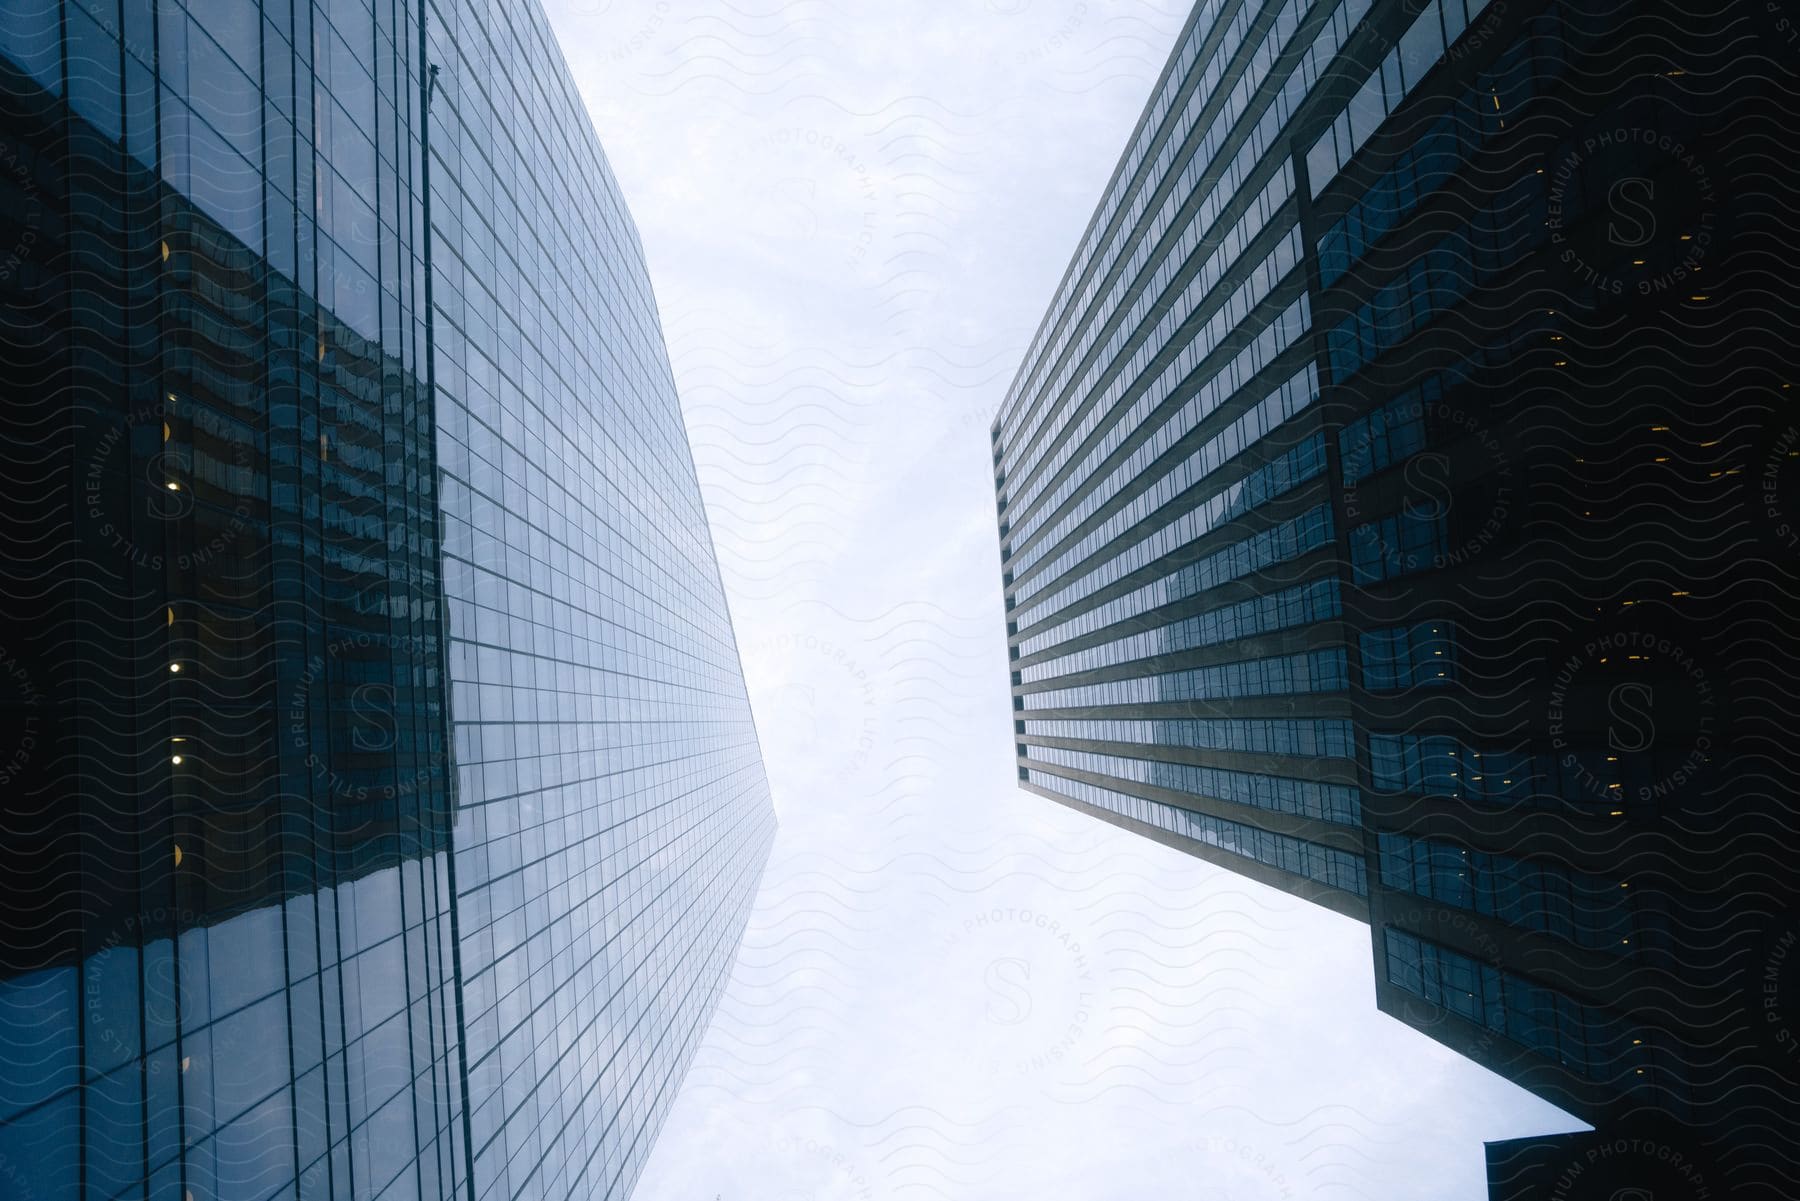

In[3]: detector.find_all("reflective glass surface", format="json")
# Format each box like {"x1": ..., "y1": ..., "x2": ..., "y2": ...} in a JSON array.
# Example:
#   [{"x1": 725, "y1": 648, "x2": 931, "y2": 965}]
[
  {"x1": 0, "y1": 0, "x2": 772, "y2": 1197},
  {"x1": 422, "y1": 0, "x2": 775, "y2": 1194}
]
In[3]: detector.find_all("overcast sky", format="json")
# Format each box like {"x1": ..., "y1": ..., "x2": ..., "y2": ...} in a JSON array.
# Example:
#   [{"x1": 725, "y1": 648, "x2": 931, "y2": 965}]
[{"x1": 534, "y1": 2, "x2": 1584, "y2": 1197}]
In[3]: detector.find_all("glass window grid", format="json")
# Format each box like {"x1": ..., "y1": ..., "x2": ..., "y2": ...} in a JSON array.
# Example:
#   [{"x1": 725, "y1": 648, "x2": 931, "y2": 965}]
[
  {"x1": 998, "y1": 0, "x2": 1290, "y2": 451},
  {"x1": 1013, "y1": 361, "x2": 1317, "y2": 596},
  {"x1": 1005, "y1": 213, "x2": 1305, "y2": 566},
  {"x1": 1000, "y1": 0, "x2": 1375, "y2": 477},
  {"x1": 458, "y1": 771, "x2": 770, "y2": 1197},
  {"x1": 1326, "y1": 231, "x2": 1468, "y2": 384},
  {"x1": 1305, "y1": 0, "x2": 1495, "y2": 198},
  {"x1": 1382, "y1": 930, "x2": 1631, "y2": 1078},
  {"x1": 1338, "y1": 372, "x2": 1445, "y2": 486},
  {"x1": 1324, "y1": 169, "x2": 1547, "y2": 386},
  {"x1": 1348, "y1": 507, "x2": 1449, "y2": 584},
  {"x1": 1016, "y1": 503, "x2": 1335, "y2": 658},
  {"x1": 1006, "y1": 85, "x2": 1314, "y2": 544},
  {"x1": 1376, "y1": 834, "x2": 1633, "y2": 948},
  {"x1": 1002, "y1": 165, "x2": 1298, "y2": 532},
  {"x1": 0, "y1": 860, "x2": 465, "y2": 1201},
  {"x1": 1019, "y1": 577, "x2": 1341, "y2": 684},
  {"x1": 1366, "y1": 732, "x2": 1646, "y2": 813},
  {"x1": 0, "y1": 1, "x2": 476, "y2": 1196},
  {"x1": 0, "y1": 0, "x2": 773, "y2": 1196},
  {"x1": 1359, "y1": 621, "x2": 1457, "y2": 690},
  {"x1": 427, "y1": 0, "x2": 777, "y2": 1194},
  {"x1": 1024, "y1": 743, "x2": 1362, "y2": 825},
  {"x1": 1026, "y1": 771, "x2": 1368, "y2": 894},
  {"x1": 1020, "y1": 647, "x2": 1347, "y2": 710},
  {"x1": 1329, "y1": 298, "x2": 1553, "y2": 492},
  {"x1": 1023, "y1": 716, "x2": 1355, "y2": 759},
  {"x1": 1368, "y1": 733, "x2": 1532, "y2": 804},
  {"x1": 1008, "y1": 287, "x2": 1310, "y2": 567},
  {"x1": 1318, "y1": 107, "x2": 1465, "y2": 288},
  {"x1": 1316, "y1": 8, "x2": 1576, "y2": 286},
  {"x1": 1014, "y1": 429, "x2": 1327, "y2": 627},
  {"x1": 1012, "y1": 352, "x2": 1317, "y2": 590}
]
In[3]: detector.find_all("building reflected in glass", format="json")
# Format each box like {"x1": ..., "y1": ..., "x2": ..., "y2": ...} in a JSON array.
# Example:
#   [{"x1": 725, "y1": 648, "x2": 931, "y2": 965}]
[{"x1": 0, "y1": 0, "x2": 774, "y2": 1197}]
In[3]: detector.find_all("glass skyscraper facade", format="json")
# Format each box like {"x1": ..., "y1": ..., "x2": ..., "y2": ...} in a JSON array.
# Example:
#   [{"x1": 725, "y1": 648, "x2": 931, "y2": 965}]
[
  {"x1": 424, "y1": 0, "x2": 774, "y2": 1194},
  {"x1": 0, "y1": 0, "x2": 774, "y2": 1198},
  {"x1": 997, "y1": 0, "x2": 1382, "y2": 918},
  {"x1": 993, "y1": 0, "x2": 1800, "y2": 1194}
]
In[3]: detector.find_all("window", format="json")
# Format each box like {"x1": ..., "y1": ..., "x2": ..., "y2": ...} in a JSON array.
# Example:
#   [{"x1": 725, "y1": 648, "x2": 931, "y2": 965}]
[
  {"x1": 1349, "y1": 508, "x2": 1448, "y2": 583},
  {"x1": 1383, "y1": 930, "x2": 1631, "y2": 1077},
  {"x1": 1021, "y1": 647, "x2": 1348, "y2": 709},
  {"x1": 1026, "y1": 771, "x2": 1368, "y2": 894},
  {"x1": 1339, "y1": 383, "x2": 1434, "y2": 485},
  {"x1": 1360, "y1": 621, "x2": 1456, "y2": 689},
  {"x1": 1305, "y1": 0, "x2": 1500, "y2": 196},
  {"x1": 1024, "y1": 744, "x2": 1361, "y2": 825},
  {"x1": 1377, "y1": 834, "x2": 1635, "y2": 947}
]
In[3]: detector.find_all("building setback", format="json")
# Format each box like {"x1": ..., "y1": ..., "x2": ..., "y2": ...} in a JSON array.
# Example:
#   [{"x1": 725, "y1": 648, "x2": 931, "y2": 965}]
[
  {"x1": 991, "y1": 0, "x2": 1800, "y2": 1194},
  {"x1": 0, "y1": 0, "x2": 774, "y2": 1198}
]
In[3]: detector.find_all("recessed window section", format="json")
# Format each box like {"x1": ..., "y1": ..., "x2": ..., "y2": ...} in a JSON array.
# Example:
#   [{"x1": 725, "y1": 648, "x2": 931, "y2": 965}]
[{"x1": 1359, "y1": 622, "x2": 1457, "y2": 689}]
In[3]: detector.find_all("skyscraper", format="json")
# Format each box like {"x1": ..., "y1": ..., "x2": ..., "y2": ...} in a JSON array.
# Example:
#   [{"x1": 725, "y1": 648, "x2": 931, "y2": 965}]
[
  {"x1": 991, "y1": 0, "x2": 1800, "y2": 1193},
  {"x1": 0, "y1": 0, "x2": 775, "y2": 1197}
]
